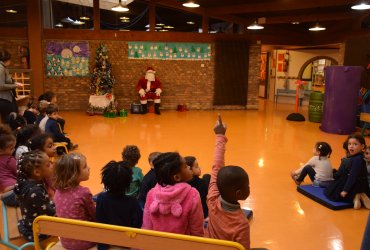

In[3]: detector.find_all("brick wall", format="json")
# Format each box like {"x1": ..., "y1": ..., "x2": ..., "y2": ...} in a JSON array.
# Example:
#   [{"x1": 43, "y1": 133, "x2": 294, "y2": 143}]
[
  {"x1": 0, "y1": 39, "x2": 29, "y2": 68},
  {"x1": 44, "y1": 40, "x2": 260, "y2": 111},
  {"x1": 44, "y1": 40, "x2": 216, "y2": 111},
  {"x1": 2, "y1": 39, "x2": 260, "y2": 111}
]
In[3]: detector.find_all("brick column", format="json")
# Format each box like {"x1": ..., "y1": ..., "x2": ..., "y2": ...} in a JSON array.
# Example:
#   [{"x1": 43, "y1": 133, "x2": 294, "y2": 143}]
[{"x1": 247, "y1": 44, "x2": 261, "y2": 109}]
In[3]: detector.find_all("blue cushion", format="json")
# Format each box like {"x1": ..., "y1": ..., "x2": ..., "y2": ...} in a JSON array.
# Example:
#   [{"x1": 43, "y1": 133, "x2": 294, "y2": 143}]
[{"x1": 297, "y1": 185, "x2": 353, "y2": 210}]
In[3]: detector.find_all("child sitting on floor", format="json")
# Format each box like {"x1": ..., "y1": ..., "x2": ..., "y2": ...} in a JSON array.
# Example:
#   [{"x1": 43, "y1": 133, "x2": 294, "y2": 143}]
[
  {"x1": 0, "y1": 124, "x2": 18, "y2": 206},
  {"x1": 121, "y1": 145, "x2": 143, "y2": 199},
  {"x1": 14, "y1": 150, "x2": 55, "y2": 241},
  {"x1": 365, "y1": 146, "x2": 370, "y2": 189},
  {"x1": 54, "y1": 153, "x2": 96, "y2": 249},
  {"x1": 205, "y1": 115, "x2": 251, "y2": 250},
  {"x1": 291, "y1": 142, "x2": 334, "y2": 187},
  {"x1": 142, "y1": 152, "x2": 204, "y2": 236},
  {"x1": 138, "y1": 151, "x2": 161, "y2": 209},
  {"x1": 96, "y1": 160, "x2": 143, "y2": 250},
  {"x1": 185, "y1": 156, "x2": 210, "y2": 218}
]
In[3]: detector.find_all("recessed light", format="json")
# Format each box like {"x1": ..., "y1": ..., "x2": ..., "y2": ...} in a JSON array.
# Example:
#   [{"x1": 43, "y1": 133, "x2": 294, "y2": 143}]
[
  {"x1": 182, "y1": 2, "x2": 200, "y2": 8},
  {"x1": 72, "y1": 20, "x2": 85, "y2": 25},
  {"x1": 120, "y1": 17, "x2": 130, "y2": 20},
  {"x1": 164, "y1": 25, "x2": 174, "y2": 29},
  {"x1": 159, "y1": 29, "x2": 168, "y2": 32},
  {"x1": 121, "y1": 19, "x2": 130, "y2": 23},
  {"x1": 186, "y1": 21, "x2": 195, "y2": 25},
  {"x1": 55, "y1": 23, "x2": 63, "y2": 28},
  {"x1": 351, "y1": 3, "x2": 370, "y2": 10},
  {"x1": 6, "y1": 9, "x2": 17, "y2": 14},
  {"x1": 80, "y1": 16, "x2": 90, "y2": 20},
  {"x1": 291, "y1": 21, "x2": 300, "y2": 25},
  {"x1": 157, "y1": 23, "x2": 165, "y2": 26}
]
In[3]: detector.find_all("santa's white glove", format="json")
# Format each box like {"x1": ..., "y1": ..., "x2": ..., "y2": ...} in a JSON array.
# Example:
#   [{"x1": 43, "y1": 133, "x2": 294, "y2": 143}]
[
  {"x1": 155, "y1": 88, "x2": 162, "y2": 96},
  {"x1": 139, "y1": 88, "x2": 146, "y2": 97}
]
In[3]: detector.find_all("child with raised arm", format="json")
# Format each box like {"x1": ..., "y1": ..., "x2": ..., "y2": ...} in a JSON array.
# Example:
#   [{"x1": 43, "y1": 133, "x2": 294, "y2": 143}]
[
  {"x1": 14, "y1": 150, "x2": 55, "y2": 241},
  {"x1": 205, "y1": 115, "x2": 251, "y2": 250},
  {"x1": 54, "y1": 153, "x2": 96, "y2": 249},
  {"x1": 142, "y1": 152, "x2": 204, "y2": 236}
]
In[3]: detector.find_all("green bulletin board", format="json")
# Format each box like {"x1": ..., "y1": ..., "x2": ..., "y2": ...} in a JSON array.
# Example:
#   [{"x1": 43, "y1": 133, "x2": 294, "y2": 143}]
[{"x1": 128, "y1": 42, "x2": 211, "y2": 60}]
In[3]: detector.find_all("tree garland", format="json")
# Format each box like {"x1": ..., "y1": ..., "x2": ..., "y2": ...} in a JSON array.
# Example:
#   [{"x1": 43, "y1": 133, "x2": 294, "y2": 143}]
[{"x1": 90, "y1": 44, "x2": 116, "y2": 95}]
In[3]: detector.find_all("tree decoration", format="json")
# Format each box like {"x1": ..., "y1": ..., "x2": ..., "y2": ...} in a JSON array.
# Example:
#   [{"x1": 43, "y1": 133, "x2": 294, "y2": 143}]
[{"x1": 91, "y1": 44, "x2": 115, "y2": 95}]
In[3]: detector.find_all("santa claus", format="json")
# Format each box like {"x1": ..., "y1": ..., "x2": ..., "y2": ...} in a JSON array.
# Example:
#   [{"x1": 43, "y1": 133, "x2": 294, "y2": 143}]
[{"x1": 136, "y1": 67, "x2": 162, "y2": 115}]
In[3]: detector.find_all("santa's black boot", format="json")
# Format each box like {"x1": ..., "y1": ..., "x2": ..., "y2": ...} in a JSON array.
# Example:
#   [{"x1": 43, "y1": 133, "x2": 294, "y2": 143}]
[
  {"x1": 154, "y1": 103, "x2": 161, "y2": 115},
  {"x1": 141, "y1": 104, "x2": 148, "y2": 114}
]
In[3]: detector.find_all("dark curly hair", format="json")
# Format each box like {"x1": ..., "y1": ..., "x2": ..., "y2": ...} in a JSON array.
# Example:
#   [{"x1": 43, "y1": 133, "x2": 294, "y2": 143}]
[
  {"x1": 101, "y1": 160, "x2": 132, "y2": 195},
  {"x1": 184, "y1": 156, "x2": 196, "y2": 169},
  {"x1": 0, "y1": 124, "x2": 16, "y2": 150},
  {"x1": 17, "y1": 150, "x2": 47, "y2": 181},
  {"x1": 153, "y1": 152, "x2": 182, "y2": 187},
  {"x1": 122, "y1": 145, "x2": 141, "y2": 167},
  {"x1": 29, "y1": 133, "x2": 53, "y2": 151}
]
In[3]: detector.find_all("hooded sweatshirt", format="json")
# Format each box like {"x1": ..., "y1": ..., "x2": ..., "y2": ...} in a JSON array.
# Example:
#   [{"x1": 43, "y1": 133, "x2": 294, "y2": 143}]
[{"x1": 142, "y1": 182, "x2": 204, "y2": 236}]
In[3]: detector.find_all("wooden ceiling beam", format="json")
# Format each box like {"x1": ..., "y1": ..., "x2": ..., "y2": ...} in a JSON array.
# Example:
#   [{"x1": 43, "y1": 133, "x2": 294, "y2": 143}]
[{"x1": 207, "y1": 0, "x2": 360, "y2": 15}]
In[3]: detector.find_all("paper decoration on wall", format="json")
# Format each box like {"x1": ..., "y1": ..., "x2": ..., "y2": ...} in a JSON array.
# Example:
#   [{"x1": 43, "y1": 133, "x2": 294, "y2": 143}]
[
  {"x1": 128, "y1": 42, "x2": 211, "y2": 60},
  {"x1": 46, "y1": 41, "x2": 89, "y2": 77}
]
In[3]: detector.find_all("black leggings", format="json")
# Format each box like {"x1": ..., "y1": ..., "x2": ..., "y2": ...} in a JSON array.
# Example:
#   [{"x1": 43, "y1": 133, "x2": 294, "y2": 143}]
[
  {"x1": 296, "y1": 165, "x2": 316, "y2": 182},
  {"x1": 0, "y1": 98, "x2": 18, "y2": 122}
]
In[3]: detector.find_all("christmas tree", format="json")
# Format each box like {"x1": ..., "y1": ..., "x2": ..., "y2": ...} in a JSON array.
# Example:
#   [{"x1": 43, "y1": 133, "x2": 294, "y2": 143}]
[{"x1": 91, "y1": 44, "x2": 115, "y2": 95}]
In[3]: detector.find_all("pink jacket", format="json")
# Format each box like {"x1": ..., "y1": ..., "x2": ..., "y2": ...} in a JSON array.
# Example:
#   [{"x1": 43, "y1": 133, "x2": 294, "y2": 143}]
[{"x1": 142, "y1": 182, "x2": 204, "y2": 236}]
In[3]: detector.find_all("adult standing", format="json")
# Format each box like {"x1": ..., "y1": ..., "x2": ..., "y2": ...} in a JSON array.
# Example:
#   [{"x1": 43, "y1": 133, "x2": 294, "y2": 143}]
[{"x1": 0, "y1": 48, "x2": 22, "y2": 123}]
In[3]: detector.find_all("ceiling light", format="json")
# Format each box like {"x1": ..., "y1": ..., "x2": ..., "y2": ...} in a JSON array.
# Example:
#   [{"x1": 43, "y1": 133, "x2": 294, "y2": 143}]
[
  {"x1": 72, "y1": 20, "x2": 85, "y2": 25},
  {"x1": 159, "y1": 29, "x2": 168, "y2": 32},
  {"x1": 182, "y1": 1, "x2": 200, "y2": 8},
  {"x1": 61, "y1": 17, "x2": 74, "y2": 23},
  {"x1": 164, "y1": 25, "x2": 174, "y2": 29},
  {"x1": 111, "y1": 0, "x2": 129, "y2": 12},
  {"x1": 157, "y1": 23, "x2": 165, "y2": 26},
  {"x1": 6, "y1": 9, "x2": 17, "y2": 14},
  {"x1": 121, "y1": 19, "x2": 130, "y2": 23},
  {"x1": 291, "y1": 21, "x2": 300, "y2": 25},
  {"x1": 351, "y1": 2, "x2": 370, "y2": 10},
  {"x1": 247, "y1": 20, "x2": 264, "y2": 30},
  {"x1": 55, "y1": 23, "x2": 63, "y2": 28},
  {"x1": 309, "y1": 22, "x2": 326, "y2": 31},
  {"x1": 120, "y1": 17, "x2": 130, "y2": 20},
  {"x1": 186, "y1": 21, "x2": 195, "y2": 25},
  {"x1": 80, "y1": 16, "x2": 90, "y2": 20}
]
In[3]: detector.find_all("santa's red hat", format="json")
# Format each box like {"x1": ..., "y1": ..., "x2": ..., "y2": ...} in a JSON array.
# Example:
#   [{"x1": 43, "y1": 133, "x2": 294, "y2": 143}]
[{"x1": 146, "y1": 67, "x2": 155, "y2": 73}]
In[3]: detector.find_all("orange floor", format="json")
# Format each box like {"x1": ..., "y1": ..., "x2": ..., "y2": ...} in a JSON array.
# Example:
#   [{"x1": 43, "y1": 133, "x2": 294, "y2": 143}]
[{"x1": 2, "y1": 100, "x2": 370, "y2": 249}]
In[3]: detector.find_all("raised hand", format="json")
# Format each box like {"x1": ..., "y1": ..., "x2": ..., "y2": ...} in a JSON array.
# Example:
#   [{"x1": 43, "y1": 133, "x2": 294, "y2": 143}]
[{"x1": 214, "y1": 114, "x2": 227, "y2": 135}]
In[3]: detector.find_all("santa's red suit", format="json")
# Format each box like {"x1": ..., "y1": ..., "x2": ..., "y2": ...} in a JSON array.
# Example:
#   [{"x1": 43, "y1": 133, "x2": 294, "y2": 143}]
[{"x1": 136, "y1": 67, "x2": 162, "y2": 114}]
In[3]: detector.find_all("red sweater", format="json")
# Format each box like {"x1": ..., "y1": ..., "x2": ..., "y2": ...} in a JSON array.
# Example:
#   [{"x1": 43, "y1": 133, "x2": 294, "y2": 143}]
[{"x1": 205, "y1": 135, "x2": 250, "y2": 250}]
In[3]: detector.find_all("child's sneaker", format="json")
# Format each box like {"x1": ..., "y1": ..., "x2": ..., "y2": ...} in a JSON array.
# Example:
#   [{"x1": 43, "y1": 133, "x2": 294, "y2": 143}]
[{"x1": 290, "y1": 172, "x2": 301, "y2": 185}]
